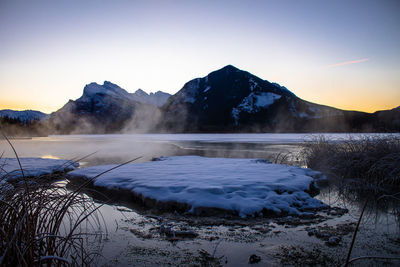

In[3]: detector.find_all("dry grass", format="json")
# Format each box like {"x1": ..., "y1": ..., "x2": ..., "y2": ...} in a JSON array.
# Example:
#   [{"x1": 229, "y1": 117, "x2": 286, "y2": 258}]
[
  {"x1": 0, "y1": 132, "x2": 142, "y2": 266},
  {"x1": 302, "y1": 135, "x2": 400, "y2": 266},
  {"x1": 302, "y1": 135, "x2": 400, "y2": 189},
  {"x1": 0, "y1": 175, "x2": 104, "y2": 266},
  {"x1": 0, "y1": 134, "x2": 105, "y2": 266}
]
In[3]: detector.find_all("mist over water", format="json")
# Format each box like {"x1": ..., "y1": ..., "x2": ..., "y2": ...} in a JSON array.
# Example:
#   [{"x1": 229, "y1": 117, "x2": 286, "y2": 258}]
[{"x1": 1, "y1": 133, "x2": 396, "y2": 167}]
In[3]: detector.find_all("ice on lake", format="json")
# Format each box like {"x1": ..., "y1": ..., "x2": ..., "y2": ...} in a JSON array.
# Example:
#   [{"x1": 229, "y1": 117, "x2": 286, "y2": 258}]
[
  {"x1": 68, "y1": 156, "x2": 327, "y2": 217},
  {"x1": 0, "y1": 157, "x2": 78, "y2": 180}
]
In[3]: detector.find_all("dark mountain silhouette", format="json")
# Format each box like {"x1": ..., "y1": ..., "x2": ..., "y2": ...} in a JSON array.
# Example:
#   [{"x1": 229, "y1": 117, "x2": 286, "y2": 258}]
[
  {"x1": 159, "y1": 65, "x2": 397, "y2": 132},
  {"x1": 3, "y1": 66, "x2": 398, "y2": 135},
  {"x1": 371, "y1": 106, "x2": 400, "y2": 131}
]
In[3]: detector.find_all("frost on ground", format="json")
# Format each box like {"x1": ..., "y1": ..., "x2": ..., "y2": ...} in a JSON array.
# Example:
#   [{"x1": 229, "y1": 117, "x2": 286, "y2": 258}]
[
  {"x1": 68, "y1": 156, "x2": 327, "y2": 217},
  {"x1": 0, "y1": 157, "x2": 78, "y2": 180}
]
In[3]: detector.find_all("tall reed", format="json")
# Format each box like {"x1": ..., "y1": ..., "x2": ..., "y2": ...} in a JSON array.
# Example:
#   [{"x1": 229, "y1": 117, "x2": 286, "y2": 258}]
[
  {"x1": 0, "y1": 175, "x2": 105, "y2": 266},
  {"x1": 0, "y1": 135, "x2": 104, "y2": 266}
]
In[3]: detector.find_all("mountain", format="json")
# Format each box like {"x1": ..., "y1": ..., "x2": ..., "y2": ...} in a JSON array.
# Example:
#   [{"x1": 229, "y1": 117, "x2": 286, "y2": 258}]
[
  {"x1": 0, "y1": 109, "x2": 48, "y2": 123},
  {"x1": 159, "y1": 65, "x2": 399, "y2": 132},
  {"x1": 49, "y1": 81, "x2": 168, "y2": 134},
  {"x1": 131, "y1": 89, "x2": 171, "y2": 107},
  {"x1": 3, "y1": 67, "x2": 398, "y2": 135},
  {"x1": 159, "y1": 65, "x2": 348, "y2": 132},
  {"x1": 370, "y1": 106, "x2": 400, "y2": 131}
]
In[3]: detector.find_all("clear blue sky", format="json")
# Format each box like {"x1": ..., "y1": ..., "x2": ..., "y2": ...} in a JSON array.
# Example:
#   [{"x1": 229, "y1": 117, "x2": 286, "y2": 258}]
[{"x1": 0, "y1": 0, "x2": 399, "y2": 113}]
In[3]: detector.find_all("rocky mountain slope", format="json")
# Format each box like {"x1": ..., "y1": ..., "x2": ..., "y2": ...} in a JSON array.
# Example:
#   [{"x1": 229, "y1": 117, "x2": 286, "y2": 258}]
[
  {"x1": 159, "y1": 65, "x2": 378, "y2": 132},
  {"x1": 48, "y1": 81, "x2": 169, "y2": 134}
]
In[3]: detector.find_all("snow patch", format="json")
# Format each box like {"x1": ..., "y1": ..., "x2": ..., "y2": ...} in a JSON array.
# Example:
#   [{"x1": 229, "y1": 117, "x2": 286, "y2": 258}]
[
  {"x1": 298, "y1": 112, "x2": 310, "y2": 118},
  {"x1": 231, "y1": 108, "x2": 240, "y2": 125},
  {"x1": 239, "y1": 92, "x2": 281, "y2": 112},
  {"x1": 0, "y1": 158, "x2": 78, "y2": 180},
  {"x1": 78, "y1": 81, "x2": 170, "y2": 107},
  {"x1": 68, "y1": 156, "x2": 326, "y2": 217},
  {"x1": 231, "y1": 92, "x2": 281, "y2": 125},
  {"x1": 203, "y1": 86, "x2": 211, "y2": 93},
  {"x1": 249, "y1": 78, "x2": 258, "y2": 91},
  {"x1": 180, "y1": 78, "x2": 201, "y2": 103},
  {"x1": 80, "y1": 81, "x2": 131, "y2": 101},
  {"x1": 255, "y1": 92, "x2": 281, "y2": 107}
]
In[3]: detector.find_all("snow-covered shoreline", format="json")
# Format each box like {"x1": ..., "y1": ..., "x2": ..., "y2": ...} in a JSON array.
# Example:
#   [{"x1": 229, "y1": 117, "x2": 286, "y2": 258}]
[
  {"x1": 68, "y1": 156, "x2": 327, "y2": 217},
  {"x1": 0, "y1": 157, "x2": 78, "y2": 180},
  {"x1": 0, "y1": 156, "x2": 328, "y2": 217}
]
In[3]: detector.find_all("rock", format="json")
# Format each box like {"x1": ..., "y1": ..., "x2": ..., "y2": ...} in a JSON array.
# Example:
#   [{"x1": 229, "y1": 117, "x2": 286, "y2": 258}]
[
  {"x1": 315, "y1": 231, "x2": 330, "y2": 239},
  {"x1": 249, "y1": 254, "x2": 261, "y2": 264},
  {"x1": 159, "y1": 223, "x2": 198, "y2": 239},
  {"x1": 328, "y1": 207, "x2": 349, "y2": 216},
  {"x1": 326, "y1": 236, "x2": 341, "y2": 246}
]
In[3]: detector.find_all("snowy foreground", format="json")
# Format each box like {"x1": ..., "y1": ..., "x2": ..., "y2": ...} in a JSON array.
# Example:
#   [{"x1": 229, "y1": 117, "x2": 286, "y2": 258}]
[
  {"x1": 0, "y1": 157, "x2": 78, "y2": 180},
  {"x1": 69, "y1": 156, "x2": 327, "y2": 217}
]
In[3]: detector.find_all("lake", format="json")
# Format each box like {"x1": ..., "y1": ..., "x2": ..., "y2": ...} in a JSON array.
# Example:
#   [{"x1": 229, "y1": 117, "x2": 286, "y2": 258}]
[
  {"x1": 1, "y1": 133, "x2": 395, "y2": 166},
  {"x1": 2, "y1": 133, "x2": 399, "y2": 266}
]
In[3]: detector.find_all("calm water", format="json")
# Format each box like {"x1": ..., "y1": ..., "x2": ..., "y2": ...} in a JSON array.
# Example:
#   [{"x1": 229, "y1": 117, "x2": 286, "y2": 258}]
[{"x1": 1, "y1": 133, "x2": 395, "y2": 166}]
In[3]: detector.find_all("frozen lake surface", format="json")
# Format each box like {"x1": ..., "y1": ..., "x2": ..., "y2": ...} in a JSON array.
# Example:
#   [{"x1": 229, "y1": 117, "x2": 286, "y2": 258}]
[{"x1": 1, "y1": 133, "x2": 396, "y2": 166}]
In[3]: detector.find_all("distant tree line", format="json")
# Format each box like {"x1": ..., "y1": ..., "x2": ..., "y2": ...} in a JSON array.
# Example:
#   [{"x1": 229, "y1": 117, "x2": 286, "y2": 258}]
[{"x1": 0, "y1": 116, "x2": 49, "y2": 137}]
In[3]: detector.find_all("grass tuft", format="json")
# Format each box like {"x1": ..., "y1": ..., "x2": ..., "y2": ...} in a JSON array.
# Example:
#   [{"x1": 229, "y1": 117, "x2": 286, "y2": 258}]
[
  {"x1": 0, "y1": 175, "x2": 104, "y2": 266},
  {"x1": 302, "y1": 135, "x2": 400, "y2": 189},
  {"x1": 0, "y1": 134, "x2": 104, "y2": 266}
]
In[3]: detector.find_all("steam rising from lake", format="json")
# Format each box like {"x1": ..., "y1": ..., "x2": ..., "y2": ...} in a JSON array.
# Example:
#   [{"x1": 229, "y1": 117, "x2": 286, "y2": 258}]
[{"x1": 1, "y1": 133, "x2": 397, "y2": 166}]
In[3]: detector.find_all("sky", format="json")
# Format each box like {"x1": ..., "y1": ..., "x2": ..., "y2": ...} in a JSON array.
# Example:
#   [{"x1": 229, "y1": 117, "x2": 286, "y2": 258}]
[{"x1": 0, "y1": 0, "x2": 399, "y2": 113}]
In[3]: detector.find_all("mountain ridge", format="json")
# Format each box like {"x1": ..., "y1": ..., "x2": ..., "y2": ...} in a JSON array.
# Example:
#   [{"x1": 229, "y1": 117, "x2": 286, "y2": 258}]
[
  {"x1": 78, "y1": 81, "x2": 171, "y2": 107},
  {"x1": 159, "y1": 65, "x2": 352, "y2": 132},
  {"x1": 1, "y1": 65, "x2": 399, "y2": 134},
  {"x1": 48, "y1": 81, "x2": 169, "y2": 134}
]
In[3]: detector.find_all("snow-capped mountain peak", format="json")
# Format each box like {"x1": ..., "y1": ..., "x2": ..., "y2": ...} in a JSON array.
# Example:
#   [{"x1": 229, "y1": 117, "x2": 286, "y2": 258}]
[
  {"x1": 131, "y1": 89, "x2": 171, "y2": 107},
  {"x1": 81, "y1": 81, "x2": 131, "y2": 101},
  {"x1": 77, "y1": 81, "x2": 170, "y2": 107},
  {"x1": 160, "y1": 64, "x2": 349, "y2": 131},
  {"x1": 133, "y1": 89, "x2": 148, "y2": 97}
]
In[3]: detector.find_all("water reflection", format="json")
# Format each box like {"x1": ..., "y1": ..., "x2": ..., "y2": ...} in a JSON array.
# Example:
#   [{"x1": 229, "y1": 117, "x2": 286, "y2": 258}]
[
  {"x1": 317, "y1": 179, "x2": 400, "y2": 234},
  {"x1": 1, "y1": 135, "x2": 304, "y2": 166},
  {"x1": 41, "y1": 154, "x2": 60, "y2": 159}
]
